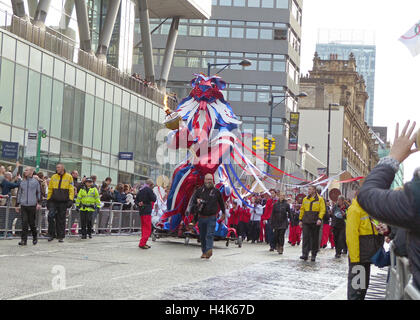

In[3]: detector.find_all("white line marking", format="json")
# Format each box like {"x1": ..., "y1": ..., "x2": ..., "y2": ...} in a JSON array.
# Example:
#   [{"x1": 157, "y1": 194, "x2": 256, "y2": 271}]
[
  {"x1": 110, "y1": 268, "x2": 163, "y2": 281},
  {"x1": 9, "y1": 285, "x2": 84, "y2": 300}
]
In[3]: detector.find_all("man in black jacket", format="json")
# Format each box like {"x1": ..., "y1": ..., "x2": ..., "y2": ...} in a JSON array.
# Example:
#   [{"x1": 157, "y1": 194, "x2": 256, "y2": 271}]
[
  {"x1": 190, "y1": 174, "x2": 226, "y2": 259},
  {"x1": 358, "y1": 120, "x2": 420, "y2": 290},
  {"x1": 331, "y1": 196, "x2": 347, "y2": 258},
  {"x1": 136, "y1": 179, "x2": 157, "y2": 249},
  {"x1": 270, "y1": 192, "x2": 290, "y2": 254}
]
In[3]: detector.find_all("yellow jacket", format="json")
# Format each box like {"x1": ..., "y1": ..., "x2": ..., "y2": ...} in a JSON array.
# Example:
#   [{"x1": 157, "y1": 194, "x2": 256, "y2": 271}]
[
  {"x1": 346, "y1": 198, "x2": 379, "y2": 263},
  {"x1": 47, "y1": 172, "x2": 74, "y2": 202},
  {"x1": 299, "y1": 194, "x2": 326, "y2": 222}
]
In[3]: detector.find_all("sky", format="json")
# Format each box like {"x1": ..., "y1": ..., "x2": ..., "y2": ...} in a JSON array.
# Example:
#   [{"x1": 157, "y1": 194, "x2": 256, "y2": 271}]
[{"x1": 300, "y1": 0, "x2": 420, "y2": 181}]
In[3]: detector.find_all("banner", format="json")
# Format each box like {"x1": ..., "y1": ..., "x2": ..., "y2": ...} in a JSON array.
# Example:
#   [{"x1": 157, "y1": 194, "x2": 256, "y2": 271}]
[
  {"x1": 288, "y1": 112, "x2": 300, "y2": 150},
  {"x1": 26, "y1": 131, "x2": 38, "y2": 157},
  {"x1": 399, "y1": 21, "x2": 420, "y2": 56}
]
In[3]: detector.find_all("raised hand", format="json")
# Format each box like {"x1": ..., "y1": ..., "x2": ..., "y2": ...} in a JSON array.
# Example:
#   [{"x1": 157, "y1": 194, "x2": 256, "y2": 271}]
[{"x1": 390, "y1": 120, "x2": 419, "y2": 163}]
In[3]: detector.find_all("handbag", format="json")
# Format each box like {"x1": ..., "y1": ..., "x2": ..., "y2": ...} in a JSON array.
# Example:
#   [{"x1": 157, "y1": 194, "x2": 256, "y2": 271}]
[
  {"x1": 359, "y1": 217, "x2": 385, "y2": 263},
  {"x1": 371, "y1": 247, "x2": 391, "y2": 268}
]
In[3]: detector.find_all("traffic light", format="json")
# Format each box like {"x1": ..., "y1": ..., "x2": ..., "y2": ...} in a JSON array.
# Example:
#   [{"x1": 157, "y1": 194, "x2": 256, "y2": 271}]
[{"x1": 41, "y1": 129, "x2": 47, "y2": 138}]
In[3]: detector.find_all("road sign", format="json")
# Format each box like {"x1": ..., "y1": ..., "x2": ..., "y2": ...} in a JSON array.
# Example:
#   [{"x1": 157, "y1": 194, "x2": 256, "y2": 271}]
[
  {"x1": 1, "y1": 142, "x2": 19, "y2": 159},
  {"x1": 118, "y1": 152, "x2": 134, "y2": 160}
]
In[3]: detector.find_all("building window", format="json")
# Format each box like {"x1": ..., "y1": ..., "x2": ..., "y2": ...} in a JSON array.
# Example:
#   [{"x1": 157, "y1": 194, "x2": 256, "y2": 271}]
[
  {"x1": 243, "y1": 91, "x2": 256, "y2": 102},
  {"x1": 220, "y1": 0, "x2": 232, "y2": 5},
  {"x1": 261, "y1": 0, "x2": 274, "y2": 8},
  {"x1": 276, "y1": 0, "x2": 289, "y2": 8},
  {"x1": 258, "y1": 60, "x2": 271, "y2": 71},
  {"x1": 203, "y1": 26, "x2": 216, "y2": 36},
  {"x1": 232, "y1": 27, "x2": 244, "y2": 38},
  {"x1": 248, "y1": 0, "x2": 260, "y2": 7},
  {"x1": 217, "y1": 27, "x2": 230, "y2": 37},
  {"x1": 233, "y1": 0, "x2": 245, "y2": 6},
  {"x1": 228, "y1": 91, "x2": 241, "y2": 101},
  {"x1": 189, "y1": 25, "x2": 202, "y2": 36},
  {"x1": 246, "y1": 28, "x2": 259, "y2": 39},
  {"x1": 260, "y1": 29, "x2": 273, "y2": 39}
]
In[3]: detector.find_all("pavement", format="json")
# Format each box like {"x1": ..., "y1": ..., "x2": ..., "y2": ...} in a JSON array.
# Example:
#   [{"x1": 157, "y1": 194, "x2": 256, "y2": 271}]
[{"x1": 0, "y1": 234, "x2": 357, "y2": 300}]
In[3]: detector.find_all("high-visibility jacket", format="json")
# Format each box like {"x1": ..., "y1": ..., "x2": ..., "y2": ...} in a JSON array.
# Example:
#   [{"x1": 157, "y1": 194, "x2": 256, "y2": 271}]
[
  {"x1": 299, "y1": 194, "x2": 326, "y2": 223},
  {"x1": 47, "y1": 172, "x2": 74, "y2": 202},
  {"x1": 76, "y1": 187, "x2": 100, "y2": 212},
  {"x1": 346, "y1": 198, "x2": 379, "y2": 263}
]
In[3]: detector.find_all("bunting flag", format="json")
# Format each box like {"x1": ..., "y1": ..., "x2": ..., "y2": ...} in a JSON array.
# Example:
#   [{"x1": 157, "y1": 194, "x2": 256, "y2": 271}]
[{"x1": 399, "y1": 20, "x2": 420, "y2": 56}]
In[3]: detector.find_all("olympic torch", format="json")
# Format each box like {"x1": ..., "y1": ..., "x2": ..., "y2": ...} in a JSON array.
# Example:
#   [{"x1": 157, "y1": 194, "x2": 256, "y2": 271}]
[{"x1": 163, "y1": 94, "x2": 182, "y2": 130}]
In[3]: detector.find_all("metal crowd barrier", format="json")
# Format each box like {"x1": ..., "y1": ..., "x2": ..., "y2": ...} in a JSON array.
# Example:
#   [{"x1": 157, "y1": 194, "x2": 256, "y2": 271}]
[
  {"x1": 385, "y1": 241, "x2": 420, "y2": 300},
  {"x1": 0, "y1": 197, "x2": 142, "y2": 239}
]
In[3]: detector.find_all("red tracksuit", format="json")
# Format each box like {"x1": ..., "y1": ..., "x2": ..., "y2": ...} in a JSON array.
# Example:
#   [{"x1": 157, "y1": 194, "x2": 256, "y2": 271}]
[
  {"x1": 260, "y1": 198, "x2": 275, "y2": 242},
  {"x1": 288, "y1": 208, "x2": 301, "y2": 245},
  {"x1": 228, "y1": 207, "x2": 240, "y2": 228},
  {"x1": 238, "y1": 207, "x2": 251, "y2": 239}
]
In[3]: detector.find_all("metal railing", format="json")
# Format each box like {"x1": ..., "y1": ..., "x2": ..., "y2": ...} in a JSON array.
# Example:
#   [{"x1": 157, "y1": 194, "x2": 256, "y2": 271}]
[
  {"x1": 0, "y1": 196, "x2": 142, "y2": 239},
  {"x1": 0, "y1": 10, "x2": 178, "y2": 110},
  {"x1": 385, "y1": 241, "x2": 420, "y2": 300}
]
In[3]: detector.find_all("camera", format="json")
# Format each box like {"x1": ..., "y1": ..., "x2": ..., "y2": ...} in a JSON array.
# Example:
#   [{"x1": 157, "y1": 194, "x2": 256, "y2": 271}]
[{"x1": 196, "y1": 200, "x2": 207, "y2": 214}]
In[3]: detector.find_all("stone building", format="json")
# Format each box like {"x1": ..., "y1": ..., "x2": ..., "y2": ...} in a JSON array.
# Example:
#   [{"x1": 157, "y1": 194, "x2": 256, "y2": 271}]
[{"x1": 298, "y1": 52, "x2": 379, "y2": 196}]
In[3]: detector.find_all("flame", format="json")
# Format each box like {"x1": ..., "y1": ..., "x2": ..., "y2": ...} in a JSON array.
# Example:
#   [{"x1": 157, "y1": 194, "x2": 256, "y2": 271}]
[{"x1": 163, "y1": 94, "x2": 171, "y2": 114}]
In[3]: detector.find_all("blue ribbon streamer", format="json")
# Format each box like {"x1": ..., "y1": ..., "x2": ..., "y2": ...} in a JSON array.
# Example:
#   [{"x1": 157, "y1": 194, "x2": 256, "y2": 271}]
[
  {"x1": 223, "y1": 164, "x2": 255, "y2": 209},
  {"x1": 228, "y1": 162, "x2": 258, "y2": 196}
]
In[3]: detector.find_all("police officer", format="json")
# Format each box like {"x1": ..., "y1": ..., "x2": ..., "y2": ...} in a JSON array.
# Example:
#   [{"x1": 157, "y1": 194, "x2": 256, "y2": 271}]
[
  {"x1": 75, "y1": 177, "x2": 100, "y2": 239},
  {"x1": 299, "y1": 185, "x2": 326, "y2": 261}
]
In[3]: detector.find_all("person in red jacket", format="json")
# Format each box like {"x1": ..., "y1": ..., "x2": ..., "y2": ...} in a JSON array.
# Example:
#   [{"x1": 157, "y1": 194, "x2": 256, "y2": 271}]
[
  {"x1": 228, "y1": 200, "x2": 241, "y2": 230},
  {"x1": 260, "y1": 190, "x2": 277, "y2": 243},
  {"x1": 238, "y1": 202, "x2": 251, "y2": 241}
]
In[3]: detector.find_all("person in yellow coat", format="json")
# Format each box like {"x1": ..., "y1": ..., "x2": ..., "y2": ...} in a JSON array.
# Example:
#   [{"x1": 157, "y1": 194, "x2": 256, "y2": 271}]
[
  {"x1": 346, "y1": 198, "x2": 384, "y2": 300},
  {"x1": 75, "y1": 177, "x2": 101, "y2": 239},
  {"x1": 47, "y1": 163, "x2": 74, "y2": 242},
  {"x1": 298, "y1": 186, "x2": 326, "y2": 262}
]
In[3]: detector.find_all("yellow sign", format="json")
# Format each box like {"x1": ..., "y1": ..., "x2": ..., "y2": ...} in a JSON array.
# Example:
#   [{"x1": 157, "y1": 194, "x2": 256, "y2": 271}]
[{"x1": 252, "y1": 137, "x2": 276, "y2": 153}]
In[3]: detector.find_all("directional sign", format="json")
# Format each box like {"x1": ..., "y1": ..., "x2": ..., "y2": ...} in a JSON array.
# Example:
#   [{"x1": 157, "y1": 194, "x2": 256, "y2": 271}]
[
  {"x1": 118, "y1": 152, "x2": 134, "y2": 160},
  {"x1": 1, "y1": 142, "x2": 19, "y2": 159},
  {"x1": 26, "y1": 131, "x2": 38, "y2": 157}
]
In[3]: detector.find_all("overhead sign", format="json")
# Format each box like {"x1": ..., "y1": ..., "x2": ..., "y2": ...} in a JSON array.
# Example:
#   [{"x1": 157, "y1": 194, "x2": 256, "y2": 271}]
[
  {"x1": 118, "y1": 152, "x2": 134, "y2": 160},
  {"x1": 288, "y1": 112, "x2": 300, "y2": 150},
  {"x1": 1, "y1": 142, "x2": 19, "y2": 159},
  {"x1": 26, "y1": 131, "x2": 38, "y2": 157}
]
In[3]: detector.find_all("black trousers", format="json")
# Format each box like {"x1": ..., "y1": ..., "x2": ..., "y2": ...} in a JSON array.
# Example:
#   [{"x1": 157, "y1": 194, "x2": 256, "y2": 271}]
[
  {"x1": 238, "y1": 221, "x2": 249, "y2": 239},
  {"x1": 302, "y1": 223, "x2": 320, "y2": 257},
  {"x1": 21, "y1": 206, "x2": 37, "y2": 241},
  {"x1": 333, "y1": 227, "x2": 346, "y2": 255},
  {"x1": 347, "y1": 262, "x2": 371, "y2": 300},
  {"x1": 48, "y1": 202, "x2": 67, "y2": 240},
  {"x1": 80, "y1": 210, "x2": 93, "y2": 236},
  {"x1": 273, "y1": 228, "x2": 286, "y2": 248},
  {"x1": 249, "y1": 221, "x2": 260, "y2": 242}
]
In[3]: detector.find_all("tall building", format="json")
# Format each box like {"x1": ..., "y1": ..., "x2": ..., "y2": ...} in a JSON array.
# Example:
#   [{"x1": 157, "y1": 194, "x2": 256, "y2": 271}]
[
  {"x1": 0, "y1": 0, "x2": 205, "y2": 185},
  {"x1": 315, "y1": 30, "x2": 376, "y2": 126},
  {"x1": 299, "y1": 53, "x2": 379, "y2": 198},
  {"x1": 133, "y1": 0, "x2": 304, "y2": 174}
]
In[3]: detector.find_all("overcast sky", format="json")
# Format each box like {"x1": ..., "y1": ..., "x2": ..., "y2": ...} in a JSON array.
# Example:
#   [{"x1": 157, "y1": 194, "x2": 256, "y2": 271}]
[{"x1": 300, "y1": 0, "x2": 420, "y2": 181}]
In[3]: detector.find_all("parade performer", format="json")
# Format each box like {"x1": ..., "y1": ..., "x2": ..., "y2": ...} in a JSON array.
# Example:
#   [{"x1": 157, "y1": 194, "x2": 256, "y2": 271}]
[{"x1": 159, "y1": 74, "x2": 241, "y2": 231}]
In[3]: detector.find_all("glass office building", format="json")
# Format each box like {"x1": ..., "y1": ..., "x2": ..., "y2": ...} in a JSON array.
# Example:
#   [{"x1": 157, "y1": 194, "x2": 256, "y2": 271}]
[
  {"x1": 0, "y1": 27, "x2": 171, "y2": 185},
  {"x1": 133, "y1": 0, "x2": 304, "y2": 173},
  {"x1": 315, "y1": 42, "x2": 376, "y2": 126}
]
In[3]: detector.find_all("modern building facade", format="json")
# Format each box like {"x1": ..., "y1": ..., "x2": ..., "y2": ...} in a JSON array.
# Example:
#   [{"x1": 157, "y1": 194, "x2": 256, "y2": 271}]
[
  {"x1": 315, "y1": 32, "x2": 376, "y2": 126},
  {"x1": 0, "y1": 0, "x2": 197, "y2": 185},
  {"x1": 133, "y1": 0, "x2": 304, "y2": 175}
]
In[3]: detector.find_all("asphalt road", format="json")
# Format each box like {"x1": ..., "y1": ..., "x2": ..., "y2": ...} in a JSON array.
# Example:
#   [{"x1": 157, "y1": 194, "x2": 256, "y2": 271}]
[{"x1": 0, "y1": 234, "x2": 354, "y2": 300}]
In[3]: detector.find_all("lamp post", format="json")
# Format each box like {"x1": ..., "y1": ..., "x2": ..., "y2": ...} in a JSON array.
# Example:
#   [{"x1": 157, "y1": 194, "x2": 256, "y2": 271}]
[
  {"x1": 326, "y1": 103, "x2": 340, "y2": 200},
  {"x1": 207, "y1": 59, "x2": 252, "y2": 76},
  {"x1": 267, "y1": 92, "x2": 307, "y2": 174}
]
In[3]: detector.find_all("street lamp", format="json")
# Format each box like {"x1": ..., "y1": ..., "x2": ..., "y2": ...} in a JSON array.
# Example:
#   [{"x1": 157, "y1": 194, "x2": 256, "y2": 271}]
[
  {"x1": 267, "y1": 92, "x2": 307, "y2": 174},
  {"x1": 207, "y1": 59, "x2": 252, "y2": 76},
  {"x1": 326, "y1": 103, "x2": 340, "y2": 200}
]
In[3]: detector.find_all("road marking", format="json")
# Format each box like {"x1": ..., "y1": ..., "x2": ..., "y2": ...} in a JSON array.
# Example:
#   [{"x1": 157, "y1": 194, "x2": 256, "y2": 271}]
[
  {"x1": 9, "y1": 285, "x2": 84, "y2": 300},
  {"x1": 110, "y1": 268, "x2": 163, "y2": 281}
]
